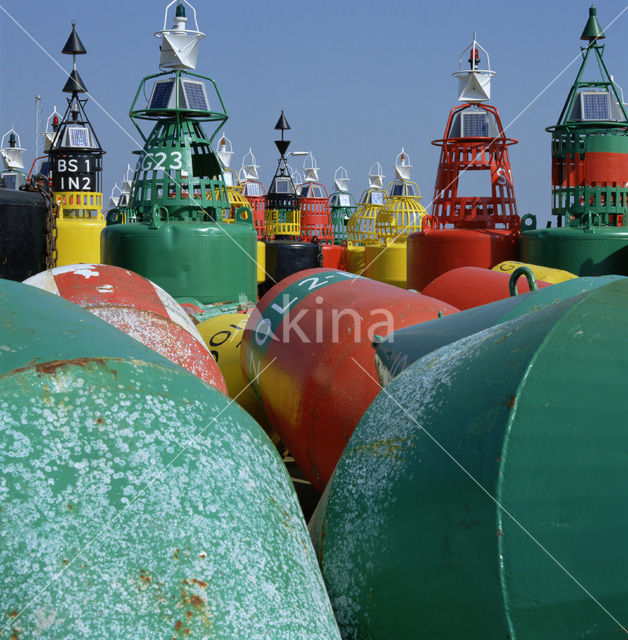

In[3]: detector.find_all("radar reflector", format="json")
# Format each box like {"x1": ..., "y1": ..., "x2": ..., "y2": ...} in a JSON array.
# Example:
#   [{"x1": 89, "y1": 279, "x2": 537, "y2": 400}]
[
  {"x1": 0, "y1": 129, "x2": 25, "y2": 170},
  {"x1": 241, "y1": 148, "x2": 260, "y2": 181},
  {"x1": 368, "y1": 162, "x2": 385, "y2": 189},
  {"x1": 216, "y1": 134, "x2": 233, "y2": 168},
  {"x1": 155, "y1": 0, "x2": 205, "y2": 70},
  {"x1": 395, "y1": 148, "x2": 412, "y2": 180},
  {"x1": 303, "y1": 153, "x2": 319, "y2": 182},
  {"x1": 334, "y1": 166, "x2": 350, "y2": 192}
]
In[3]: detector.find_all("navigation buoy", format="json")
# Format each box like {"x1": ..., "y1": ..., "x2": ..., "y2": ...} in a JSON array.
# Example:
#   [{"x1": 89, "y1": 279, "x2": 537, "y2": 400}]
[
  {"x1": 241, "y1": 268, "x2": 458, "y2": 490},
  {"x1": 521, "y1": 6, "x2": 628, "y2": 275},
  {"x1": 50, "y1": 21, "x2": 105, "y2": 266},
  {"x1": 407, "y1": 35, "x2": 520, "y2": 290}
]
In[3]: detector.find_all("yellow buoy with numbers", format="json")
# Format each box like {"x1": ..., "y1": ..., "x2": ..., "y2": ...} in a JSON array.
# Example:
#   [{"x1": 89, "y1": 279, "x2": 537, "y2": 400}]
[
  {"x1": 492, "y1": 260, "x2": 576, "y2": 284},
  {"x1": 197, "y1": 313, "x2": 274, "y2": 437}
]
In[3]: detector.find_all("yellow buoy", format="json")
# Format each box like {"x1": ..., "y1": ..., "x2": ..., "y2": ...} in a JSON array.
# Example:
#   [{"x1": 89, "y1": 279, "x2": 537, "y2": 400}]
[
  {"x1": 257, "y1": 240, "x2": 266, "y2": 284},
  {"x1": 365, "y1": 149, "x2": 427, "y2": 288},
  {"x1": 364, "y1": 242, "x2": 408, "y2": 288},
  {"x1": 492, "y1": 260, "x2": 577, "y2": 284},
  {"x1": 345, "y1": 243, "x2": 366, "y2": 275},
  {"x1": 197, "y1": 313, "x2": 274, "y2": 437},
  {"x1": 55, "y1": 191, "x2": 105, "y2": 265}
]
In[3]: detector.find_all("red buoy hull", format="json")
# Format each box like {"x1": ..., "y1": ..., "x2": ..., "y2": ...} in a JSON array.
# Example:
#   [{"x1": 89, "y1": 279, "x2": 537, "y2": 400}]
[
  {"x1": 407, "y1": 228, "x2": 519, "y2": 291},
  {"x1": 24, "y1": 264, "x2": 228, "y2": 392},
  {"x1": 241, "y1": 268, "x2": 458, "y2": 490},
  {"x1": 421, "y1": 266, "x2": 550, "y2": 310}
]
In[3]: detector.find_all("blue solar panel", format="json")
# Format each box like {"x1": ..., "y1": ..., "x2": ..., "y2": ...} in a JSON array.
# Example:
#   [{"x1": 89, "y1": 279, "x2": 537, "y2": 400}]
[
  {"x1": 462, "y1": 112, "x2": 488, "y2": 136},
  {"x1": 182, "y1": 80, "x2": 208, "y2": 111},
  {"x1": 582, "y1": 92, "x2": 610, "y2": 120},
  {"x1": 149, "y1": 80, "x2": 175, "y2": 110}
]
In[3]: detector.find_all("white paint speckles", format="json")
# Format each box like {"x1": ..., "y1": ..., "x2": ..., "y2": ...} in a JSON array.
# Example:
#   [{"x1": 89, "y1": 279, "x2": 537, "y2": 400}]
[
  {"x1": 313, "y1": 322, "x2": 511, "y2": 637},
  {"x1": 0, "y1": 359, "x2": 340, "y2": 639}
]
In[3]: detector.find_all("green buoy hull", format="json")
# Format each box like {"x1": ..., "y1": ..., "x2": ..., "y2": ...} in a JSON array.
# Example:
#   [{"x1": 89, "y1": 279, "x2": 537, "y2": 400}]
[
  {"x1": 521, "y1": 227, "x2": 628, "y2": 276},
  {"x1": 101, "y1": 221, "x2": 257, "y2": 304},
  {"x1": 0, "y1": 280, "x2": 340, "y2": 639},
  {"x1": 311, "y1": 278, "x2": 628, "y2": 638}
]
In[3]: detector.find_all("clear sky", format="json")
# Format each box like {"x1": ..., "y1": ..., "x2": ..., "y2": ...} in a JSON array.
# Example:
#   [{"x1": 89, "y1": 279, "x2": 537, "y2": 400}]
[{"x1": 1, "y1": 0, "x2": 627, "y2": 226}]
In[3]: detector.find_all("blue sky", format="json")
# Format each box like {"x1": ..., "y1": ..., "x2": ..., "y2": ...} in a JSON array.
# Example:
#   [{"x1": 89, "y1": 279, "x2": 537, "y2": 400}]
[{"x1": 1, "y1": 0, "x2": 627, "y2": 225}]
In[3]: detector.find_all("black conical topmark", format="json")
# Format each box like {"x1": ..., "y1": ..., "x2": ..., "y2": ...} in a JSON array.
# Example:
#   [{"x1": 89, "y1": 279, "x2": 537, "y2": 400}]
[
  {"x1": 275, "y1": 139, "x2": 290, "y2": 157},
  {"x1": 62, "y1": 22, "x2": 87, "y2": 55},
  {"x1": 63, "y1": 69, "x2": 88, "y2": 94},
  {"x1": 275, "y1": 111, "x2": 290, "y2": 131}
]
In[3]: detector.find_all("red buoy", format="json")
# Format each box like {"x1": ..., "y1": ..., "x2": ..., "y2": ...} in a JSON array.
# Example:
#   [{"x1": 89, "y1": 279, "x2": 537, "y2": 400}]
[
  {"x1": 24, "y1": 264, "x2": 228, "y2": 392},
  {"x1": 320, "y1": 243, "x2": 346, "y2": 269},
  {"x1": 297, "y1": 153, "x2": 334, "y2": 244},
  {"x1": 240, "y1": 268, "x2": 458, "y2": 490},
  {"x1": 408, "y1": 226, "x2": 519, "y2": 290},
  {"x1": 407, "y1": 36, "x2": 520, "y2": 291},
  {"x1": 421, "y1": 266, "x2": 550, "y2": 310}
]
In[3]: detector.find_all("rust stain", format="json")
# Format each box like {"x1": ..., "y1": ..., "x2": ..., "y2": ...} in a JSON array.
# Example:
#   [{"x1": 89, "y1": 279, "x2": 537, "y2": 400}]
[
  {"x1": 189, "y1": 595, "x2": 204, "y2": 609},
  {"x1": 7, "y1": 611, "x2": 17, "y2": 618},
  {"x1": 178, "y1": 582, "x2": 214, "y2": 632},
  {"x1": 191, "y1": 579, "x2": 207, "y2": 589},
  {"x1": 3, "y1": 357, "x2": 120, "y2": 379},
  {"x1": 9, "y1": 629, "x2": 18, "y2": 640},
  {"x1": 198, "y1": 552, "x2": 206, "y2": 560},
  {"x1": 96, "y1": 418, "x2": 104, "y2": 425},
  {"x1": 174, "y1": 621, "x2": 183, "y2": 631},
  {"x1": 139, "y1": 569, "x2": 151, "y2": 585},
  {"x1": 62, "y1": 559, "x2": 69, "y2": 565},
  {"x1": 173, "y1": 548, "x2": 179, "y2": 561},
  {"x1": 508, "y1": 395, "x2": 517, "y2": 409},
  {"x1": 497, "y1": 529, "x2": 505, "y2": 538},
  {"x1": 184, "y1": 630, "x2": 190, "y2": 636},
  {"x1": 66, "y1": 504, "x2": 73, "y2": 510}
]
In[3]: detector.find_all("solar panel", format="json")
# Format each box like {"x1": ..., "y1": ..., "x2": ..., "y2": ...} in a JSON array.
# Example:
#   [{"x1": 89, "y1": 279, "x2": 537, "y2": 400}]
[
  {"x1": 371, "y1": 191, "x2": 384, "y2": 205},
  {"x1": 68, "y1": 127, "x2": 90, "y2": 147},
  {"x1": 244, "y1": 182, "x2": 262, "y2": 197},
  {"x1": 462, "y1": 112, "x2": 488, "y2": 137},
  {"x1": 149, "y1": 80, "x2": 175, "y2": 110},
  {"x1": 581, "y1": 92, "x2": 610, "y2": 120},
  {"x1": 339, "y1": 194, "x2": 351, "y2": 207},
  {"x1": 182, "y1": 80, "x2": 209, "y2": 111}
]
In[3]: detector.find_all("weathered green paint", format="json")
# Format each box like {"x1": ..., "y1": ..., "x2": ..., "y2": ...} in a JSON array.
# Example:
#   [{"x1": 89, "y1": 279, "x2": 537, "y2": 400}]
[
  {"x1": 0, "y1": 279, "x2": 341, "y2": 639},
  {"x1": 311, "y1": 277, "x2": 628, "y2": 638},
  {"x1": 375, "y1": 275, "x2": 623, "y2": 383},
  {"x1": 101, "y1": 221, "x2": 257, "y2": 305},
  {"x1": 521, "y1": 226, "x2": 628, "y2": 276}
]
